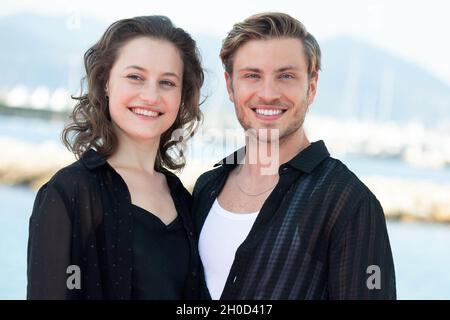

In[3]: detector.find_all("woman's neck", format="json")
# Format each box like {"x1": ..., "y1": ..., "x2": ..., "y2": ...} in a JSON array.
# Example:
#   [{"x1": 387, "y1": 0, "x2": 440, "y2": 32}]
[{"x1": 107, "y1": 129, "x2": 160, "y2": 175}]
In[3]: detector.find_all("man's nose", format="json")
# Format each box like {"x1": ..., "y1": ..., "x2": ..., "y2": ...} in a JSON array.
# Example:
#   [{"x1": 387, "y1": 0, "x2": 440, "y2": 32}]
[{"x1": 257, "y1": 78, "x2": 281, "y2": 102}]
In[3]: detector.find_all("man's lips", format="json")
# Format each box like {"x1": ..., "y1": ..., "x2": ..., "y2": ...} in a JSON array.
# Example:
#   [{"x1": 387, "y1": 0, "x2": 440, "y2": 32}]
[{"x1": 251, "y1": 105, "x2": 287, "y2": 117}]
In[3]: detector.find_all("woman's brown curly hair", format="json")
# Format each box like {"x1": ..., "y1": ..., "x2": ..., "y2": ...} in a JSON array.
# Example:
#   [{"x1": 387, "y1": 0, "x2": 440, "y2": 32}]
[{"x1": 62, "y1": 15, "x2": 204, "y2": 171}]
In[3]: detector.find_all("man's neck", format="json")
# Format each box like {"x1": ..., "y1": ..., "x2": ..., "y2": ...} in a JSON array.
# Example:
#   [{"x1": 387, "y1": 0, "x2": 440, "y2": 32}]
[{"x1": 241, "y1": 127, "x2": 310, "y2": 179}]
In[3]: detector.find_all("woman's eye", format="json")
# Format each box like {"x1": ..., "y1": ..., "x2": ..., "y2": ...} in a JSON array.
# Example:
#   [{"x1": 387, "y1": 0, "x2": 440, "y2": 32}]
[
  {"x1": 161, "y1": 80, "x2": 176, "y2": 87},
  {"x1": 126, "y1": 74, "x2": 143, "y2": 81}
]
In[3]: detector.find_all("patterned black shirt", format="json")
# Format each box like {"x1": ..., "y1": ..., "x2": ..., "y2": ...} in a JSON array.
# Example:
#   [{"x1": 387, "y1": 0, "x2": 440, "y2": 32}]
[{"x1": 192, "y1": 140, "x2": 396, "y2": 300}]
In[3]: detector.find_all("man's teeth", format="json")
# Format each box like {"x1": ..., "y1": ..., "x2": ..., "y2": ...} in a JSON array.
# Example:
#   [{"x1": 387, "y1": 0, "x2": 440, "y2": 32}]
[
  {"x1": 130, "y1": 108, "x2": 159, "y2": 117},
  {"x1": 254, "y1": 109, "x2": 283, "y2": 116}
]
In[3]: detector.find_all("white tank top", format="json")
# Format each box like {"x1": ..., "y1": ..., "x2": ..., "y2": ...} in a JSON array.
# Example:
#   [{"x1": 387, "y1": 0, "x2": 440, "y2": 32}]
[{"x1": 198, "y1": 198, "x2": 259, "y2": 300}]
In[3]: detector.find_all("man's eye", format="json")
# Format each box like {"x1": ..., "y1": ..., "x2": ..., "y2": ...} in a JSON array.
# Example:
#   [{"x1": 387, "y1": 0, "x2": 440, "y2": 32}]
[
  {"x1": 280, "y1": 73, "x2": 294, "y2": 79},
  {"x1": 245, "y1": 74, "x2": 260, "y2": 79},
  {"x1": 126, "y1": 75, "x2": 143, "y2": 81}
]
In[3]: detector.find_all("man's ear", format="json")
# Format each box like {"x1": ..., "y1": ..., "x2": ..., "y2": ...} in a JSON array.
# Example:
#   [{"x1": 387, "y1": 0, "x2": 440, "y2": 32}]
[
  {"x1": 225, "y1": 71, "x2": 235, "y2": 103},
  {"x1": 307, "y1": 72, "x2": 319, "y2": 106}
]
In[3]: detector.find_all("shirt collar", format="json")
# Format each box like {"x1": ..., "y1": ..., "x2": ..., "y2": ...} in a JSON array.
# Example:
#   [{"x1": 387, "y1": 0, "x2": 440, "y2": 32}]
[
  {"x1": 80, "y1": 148, "x2": 181, "y2": 188},
  {"x1": 214, "y1": 140, "x2": 330, "y2": 174},
  {"x1": 287, "y1": 140, "x2": 330, "y2": 173},
  {"x1": 81, "y1": 149, "x2": 107, "y2": 170}
]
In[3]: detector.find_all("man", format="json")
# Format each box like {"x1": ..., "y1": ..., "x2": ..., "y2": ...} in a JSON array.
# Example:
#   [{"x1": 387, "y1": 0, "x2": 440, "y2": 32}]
[{"x1": 192, "y1": 12, "x2": 396, "y2": 299}]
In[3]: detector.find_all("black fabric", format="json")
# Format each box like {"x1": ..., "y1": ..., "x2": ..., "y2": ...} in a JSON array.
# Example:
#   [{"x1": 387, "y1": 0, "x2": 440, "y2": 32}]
[
  {"x1": 131, "y1": 205, "x2": 190, "y2": 300},
  {"x1": 192, "y1": 140, "x2": 396, "y2": 300},
  {"x1": 27, "y1": 149, "x2": 200, "y2": 300}
]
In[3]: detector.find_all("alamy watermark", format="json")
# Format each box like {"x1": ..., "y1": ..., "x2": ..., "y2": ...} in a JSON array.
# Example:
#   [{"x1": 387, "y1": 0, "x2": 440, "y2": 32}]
[
  {"x1": 171, "y1": 127, "x2": 281, "y2": 175},
  {"x1": 65, "y1": 263, "x2": 382, "y2": 291},
  {"x1": 366, "y1": 265, "x2": 381, "y2": 290},
  {"x1": 66, "y1": 265, "x2": 81, "y2": 290}
]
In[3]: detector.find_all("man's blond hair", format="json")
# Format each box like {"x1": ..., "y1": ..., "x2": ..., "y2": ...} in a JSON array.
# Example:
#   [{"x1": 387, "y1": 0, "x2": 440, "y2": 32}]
[{"x1": 220, "y1": 12, "x2": 321, "y2": 79}]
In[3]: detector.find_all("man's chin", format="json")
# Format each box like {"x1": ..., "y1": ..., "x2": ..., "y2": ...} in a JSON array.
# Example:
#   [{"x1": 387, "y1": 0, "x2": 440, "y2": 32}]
[{"x1": 243, "y1": 127, "x2": 282, "y2": 143}]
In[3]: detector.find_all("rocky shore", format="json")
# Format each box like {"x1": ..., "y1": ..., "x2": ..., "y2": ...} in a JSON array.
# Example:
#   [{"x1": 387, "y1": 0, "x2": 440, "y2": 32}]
[
  {"x1": 1, "y1": 138, "x2": 449, "y2": 223},
  {"x1": 0, "y1": 137, "x2": 74, "y2": 188}
]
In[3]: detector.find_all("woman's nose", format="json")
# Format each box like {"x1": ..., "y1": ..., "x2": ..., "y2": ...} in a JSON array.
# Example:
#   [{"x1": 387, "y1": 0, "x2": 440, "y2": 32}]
[{"x1": 139, "y1": 82, "x2": 160, "y2": 105}]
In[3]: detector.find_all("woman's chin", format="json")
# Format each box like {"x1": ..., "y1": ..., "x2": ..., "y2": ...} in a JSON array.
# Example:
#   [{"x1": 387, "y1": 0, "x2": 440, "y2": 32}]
[{"x1": 124, "y1": 130, "x2": 163, "y2": 143}]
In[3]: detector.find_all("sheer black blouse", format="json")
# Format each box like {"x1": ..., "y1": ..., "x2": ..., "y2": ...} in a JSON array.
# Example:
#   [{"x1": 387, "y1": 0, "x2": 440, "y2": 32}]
[{"x1": 27, "y1": 149, "x2": 200, "y2": 299}]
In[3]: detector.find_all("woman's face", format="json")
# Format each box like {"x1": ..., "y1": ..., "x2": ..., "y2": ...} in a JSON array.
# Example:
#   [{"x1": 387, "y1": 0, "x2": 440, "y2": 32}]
[{"x1": 106, "y1": 36, "x2": 183, "y2": 143}]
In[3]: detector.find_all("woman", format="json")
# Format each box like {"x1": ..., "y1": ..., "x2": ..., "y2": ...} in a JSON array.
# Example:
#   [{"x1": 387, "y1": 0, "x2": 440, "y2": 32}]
[{"x1": 27, "y1": 15, "x2": 204, "y2": 299}]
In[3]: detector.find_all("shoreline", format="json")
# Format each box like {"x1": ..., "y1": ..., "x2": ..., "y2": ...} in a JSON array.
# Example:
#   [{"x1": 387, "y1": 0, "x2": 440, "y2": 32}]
[{"x1": 1, "y1": 140, "x2": 449, "y2": 224}]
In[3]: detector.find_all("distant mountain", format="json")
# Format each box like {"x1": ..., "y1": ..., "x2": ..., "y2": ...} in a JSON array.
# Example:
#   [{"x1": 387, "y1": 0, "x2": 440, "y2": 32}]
[
  {"x1": 0, "y1": 13, "x2": 106, "y2": 91},
  {"x1": 1, "y1": 13, "x2": 449, "y2": 127},
  {"x1": 314, "y1": 36, "x2": 450, "y2": 125}
]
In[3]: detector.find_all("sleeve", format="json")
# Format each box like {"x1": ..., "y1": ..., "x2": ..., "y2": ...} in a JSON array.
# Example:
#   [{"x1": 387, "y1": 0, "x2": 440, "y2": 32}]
[
  {"x1": 328, "y1": 192, "x2": 397, "y2": 299},
  {"x1": 27, "y1": 180, "x2": 73, "y2": 300}
]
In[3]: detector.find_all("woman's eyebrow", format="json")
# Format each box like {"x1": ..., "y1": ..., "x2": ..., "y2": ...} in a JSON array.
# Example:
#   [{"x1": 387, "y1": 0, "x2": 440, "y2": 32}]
[
  {"x1": 161, "y1": 72, "x2": 181, "y2": 80},
  {"x1": 124, "y1": 65, "x2": 147, "y2": 72},
  {"x1": 124, "y1": 65, "x2": 180, "y2": 80}
]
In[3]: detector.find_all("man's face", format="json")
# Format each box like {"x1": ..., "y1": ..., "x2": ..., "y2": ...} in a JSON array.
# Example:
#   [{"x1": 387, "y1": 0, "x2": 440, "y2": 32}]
[{"x1": 225, "y1": 37, "x2": 318, "y2": 142}]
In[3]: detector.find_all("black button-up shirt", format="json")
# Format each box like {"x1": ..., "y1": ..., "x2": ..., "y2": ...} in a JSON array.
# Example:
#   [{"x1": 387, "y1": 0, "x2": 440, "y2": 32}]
[
  {"x1": 192, "y1": 140, "x2": 396, "y2": 299},
  {"x1": 27, "y1": 149, "x2": 200, "y2": 299}
]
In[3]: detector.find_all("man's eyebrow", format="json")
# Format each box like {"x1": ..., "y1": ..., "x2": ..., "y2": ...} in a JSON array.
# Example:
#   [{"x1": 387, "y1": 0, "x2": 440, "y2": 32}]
[
  {"x1": 237, "y1": 67, "x2": 262, "y2": 73},
  {"x1": 237, "y1": 66, "x2": 300, "y2": 73},
  {"x1": 276, "y1": 66, "x2": 300, "y2": 72}
]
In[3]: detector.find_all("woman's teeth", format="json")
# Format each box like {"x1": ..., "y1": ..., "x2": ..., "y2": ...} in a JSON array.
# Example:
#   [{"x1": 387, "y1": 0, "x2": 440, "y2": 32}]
[
  {"x1": 254, "y1": 109, "x2": 283, "y2": 116},
  {"x1": 130, "y1": 107, "x2": 159, "y2": 117}
]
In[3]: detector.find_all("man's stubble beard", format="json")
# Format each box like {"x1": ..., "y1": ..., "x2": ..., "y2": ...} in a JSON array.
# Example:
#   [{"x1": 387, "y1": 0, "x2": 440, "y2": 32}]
[{"x1": 236, "y1": 96, "x2": 309, "y2": 145}]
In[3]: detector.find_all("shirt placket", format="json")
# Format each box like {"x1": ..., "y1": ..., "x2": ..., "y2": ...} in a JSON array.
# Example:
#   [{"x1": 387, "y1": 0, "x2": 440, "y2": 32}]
[{"x1": 220, "y1": 166, "x2": 302, "y2": 299}]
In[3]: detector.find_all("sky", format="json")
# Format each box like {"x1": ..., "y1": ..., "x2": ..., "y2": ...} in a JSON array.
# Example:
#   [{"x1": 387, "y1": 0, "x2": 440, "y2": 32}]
[{"x1": 2, "y1": 0, "x2": 450, "y2": 86}]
